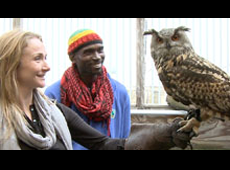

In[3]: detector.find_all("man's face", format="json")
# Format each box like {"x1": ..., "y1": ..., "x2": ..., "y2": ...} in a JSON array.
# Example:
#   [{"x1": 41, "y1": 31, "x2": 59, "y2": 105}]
[{"x1": 73, "y1": 43, "x2": 105, "y2": 77}]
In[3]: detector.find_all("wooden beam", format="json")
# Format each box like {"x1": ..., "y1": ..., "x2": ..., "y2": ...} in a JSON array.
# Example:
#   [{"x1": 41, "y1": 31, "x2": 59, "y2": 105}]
[
  {"x1": 13, "y1": 18, "x2": 22, "y2": 29},
  {"x1": 136, "y1": 18, "x2": 145, "y2": 109}
]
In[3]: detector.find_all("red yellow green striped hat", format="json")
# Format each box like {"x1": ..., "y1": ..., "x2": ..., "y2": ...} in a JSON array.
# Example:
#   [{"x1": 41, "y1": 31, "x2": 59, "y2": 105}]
[{"x1": 68, "y1": 29, "x2": 103, "y2": 55}]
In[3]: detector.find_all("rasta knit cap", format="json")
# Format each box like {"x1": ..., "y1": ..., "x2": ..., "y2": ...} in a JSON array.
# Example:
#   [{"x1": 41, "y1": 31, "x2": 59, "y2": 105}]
[{"x1": 68, "y1": 29, "x2": 103, "y2": 57}]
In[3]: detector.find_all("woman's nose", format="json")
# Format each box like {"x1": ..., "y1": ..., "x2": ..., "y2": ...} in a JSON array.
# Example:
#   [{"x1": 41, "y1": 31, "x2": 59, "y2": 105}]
[{"x1": 43, "y1": 60, "x2": 51, "y2": 72}]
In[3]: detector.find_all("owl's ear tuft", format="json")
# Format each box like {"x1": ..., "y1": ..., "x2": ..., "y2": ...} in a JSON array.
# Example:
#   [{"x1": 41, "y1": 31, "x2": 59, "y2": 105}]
[
  {"x1": 143, "y1": 29, "x2": 158, "y2": 36},
  {"x1": 175, "y1": 26, "x2": 191, "y2": 33}
]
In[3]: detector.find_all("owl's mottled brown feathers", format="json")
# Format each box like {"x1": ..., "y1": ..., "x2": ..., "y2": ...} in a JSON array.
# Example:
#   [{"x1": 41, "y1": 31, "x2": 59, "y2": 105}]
[
  {"x1": 144, "y1": 26, "x2": 230, "y2": 134},
  {"x1": 159, "y1": 51, "x2": 230, "y2": 115}
]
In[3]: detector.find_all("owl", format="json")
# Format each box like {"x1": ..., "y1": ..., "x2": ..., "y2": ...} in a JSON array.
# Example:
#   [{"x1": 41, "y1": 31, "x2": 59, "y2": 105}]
[{"x1": 144, "y1": 26, "x2": 230, "y2": 135}]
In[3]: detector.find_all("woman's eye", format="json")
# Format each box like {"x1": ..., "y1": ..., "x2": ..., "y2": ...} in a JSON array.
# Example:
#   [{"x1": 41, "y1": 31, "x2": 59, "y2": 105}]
[{"x1": 35, "y1": 56, "x2": 42, "y2": 61}]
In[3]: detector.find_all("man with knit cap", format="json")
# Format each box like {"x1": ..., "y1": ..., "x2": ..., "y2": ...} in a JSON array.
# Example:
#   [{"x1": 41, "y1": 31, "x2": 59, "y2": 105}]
[
  {"x1": 45, "y1": 29, "x2": 131, "y2": 150},
  {"x1": 45, "y1": 29, "x2": 194, "y2": 150}
]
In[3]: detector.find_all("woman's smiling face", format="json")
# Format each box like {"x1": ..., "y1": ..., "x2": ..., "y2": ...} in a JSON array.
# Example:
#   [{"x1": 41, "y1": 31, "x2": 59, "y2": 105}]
[{"x1": 17, "y1": 37, "x2": 50, "y2": 90}]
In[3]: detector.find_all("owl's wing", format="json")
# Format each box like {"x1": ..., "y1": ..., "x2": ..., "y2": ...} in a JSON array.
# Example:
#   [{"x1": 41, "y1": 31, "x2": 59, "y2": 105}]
[{"x1": 159, "y1": 53, "x2": 230, "y2": 115}]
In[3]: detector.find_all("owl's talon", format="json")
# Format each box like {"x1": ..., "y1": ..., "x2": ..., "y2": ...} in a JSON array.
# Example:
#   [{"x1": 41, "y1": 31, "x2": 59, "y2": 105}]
[
  {"x1": 177, "y1": 117, "x2": 200, "y2": 135},
  {"x1": 178, "y1": 120, "x2": 187, "y2": 127},
  {"x1": 185, "y1": 109, "x2": 201, "y2": 121},
  {"x1": 176, "y1": 129, "x2": 181, "y2": 133}
]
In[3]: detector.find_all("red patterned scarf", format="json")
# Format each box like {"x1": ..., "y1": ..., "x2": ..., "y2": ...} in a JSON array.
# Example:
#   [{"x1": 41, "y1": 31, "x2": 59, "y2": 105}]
[{"x1": 60, "y1": 64, "x2": 114, "y2": 136}]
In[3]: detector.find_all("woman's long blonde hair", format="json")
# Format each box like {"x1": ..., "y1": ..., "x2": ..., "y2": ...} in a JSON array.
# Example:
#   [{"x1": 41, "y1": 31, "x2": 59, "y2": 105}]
[{"x1": 0, "y1": 29, "x2": 43, "y2": 139}]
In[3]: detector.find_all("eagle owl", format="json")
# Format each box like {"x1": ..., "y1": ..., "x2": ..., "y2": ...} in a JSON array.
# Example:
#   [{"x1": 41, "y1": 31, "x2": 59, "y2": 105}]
[{"x1": 144, "y1": 26, "x2": 230, "y2": 135}]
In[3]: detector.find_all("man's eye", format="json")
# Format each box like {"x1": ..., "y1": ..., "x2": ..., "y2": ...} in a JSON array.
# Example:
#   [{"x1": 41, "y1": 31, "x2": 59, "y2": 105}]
[
  {"x1": 98, "y1": 48, "x2": 104, "y2": 53},
  {"x1": 84, "y1": 50, "x2": 93, "y2": 55}
]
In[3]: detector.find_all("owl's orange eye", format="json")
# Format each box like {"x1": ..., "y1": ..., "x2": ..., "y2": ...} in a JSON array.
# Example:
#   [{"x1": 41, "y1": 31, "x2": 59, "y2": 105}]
[
  {"x1": 156, "y1": 37, "x2": 163, "y2": 44},
  {"x1": 172, "y1": 34, "x2": 179, "y2": 41}
]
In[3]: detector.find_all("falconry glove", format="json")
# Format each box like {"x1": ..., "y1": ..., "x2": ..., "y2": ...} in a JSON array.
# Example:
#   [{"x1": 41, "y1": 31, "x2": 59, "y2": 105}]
[{"x1": 125, "y1": 117, "x2": 192, "y2": 150}]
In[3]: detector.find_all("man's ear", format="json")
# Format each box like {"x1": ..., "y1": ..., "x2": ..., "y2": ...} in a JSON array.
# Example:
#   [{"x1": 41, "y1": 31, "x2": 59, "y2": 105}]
[{"x1": 69, "y1": 53, "x2": 75, "y2": 62}]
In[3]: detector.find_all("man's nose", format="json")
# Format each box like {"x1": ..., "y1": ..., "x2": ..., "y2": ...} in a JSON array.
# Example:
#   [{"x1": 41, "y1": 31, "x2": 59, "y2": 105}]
[{"x1": 92, "y1": 52, "x2": 101, "y2": 60}]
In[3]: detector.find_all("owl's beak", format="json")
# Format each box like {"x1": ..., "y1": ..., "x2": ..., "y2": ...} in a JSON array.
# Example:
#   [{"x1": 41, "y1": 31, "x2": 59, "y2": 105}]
[{"x1": 166, "y1": 42, "x2": 172, "y2": 50}]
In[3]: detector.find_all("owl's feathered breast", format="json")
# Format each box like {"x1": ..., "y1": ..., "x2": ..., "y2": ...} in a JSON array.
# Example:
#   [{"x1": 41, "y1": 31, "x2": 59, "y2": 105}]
[{"x1": 156, "y1": 51, "x2": 230, "y2": 114}]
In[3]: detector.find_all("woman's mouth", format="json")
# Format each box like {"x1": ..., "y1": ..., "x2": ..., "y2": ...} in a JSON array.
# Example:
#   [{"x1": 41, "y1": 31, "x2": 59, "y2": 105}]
[{"x1": 37, "y1": 74, "x2": 46, "y2": 79}]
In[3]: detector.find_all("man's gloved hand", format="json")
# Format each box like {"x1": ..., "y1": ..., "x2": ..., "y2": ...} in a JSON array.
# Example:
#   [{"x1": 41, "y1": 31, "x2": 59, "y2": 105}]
[{"x1": 125, "y1": 117, "x2": 193, "y2": 150}]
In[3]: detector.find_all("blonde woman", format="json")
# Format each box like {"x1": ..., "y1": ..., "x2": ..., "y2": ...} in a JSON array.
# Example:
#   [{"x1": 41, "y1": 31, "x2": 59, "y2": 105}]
[
  {"x1": 0, "y1": 29, "x2": 192, "y2": 150},
  {"x1": 0, "y1": 29, "x2": 128, "y2": 150}
]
